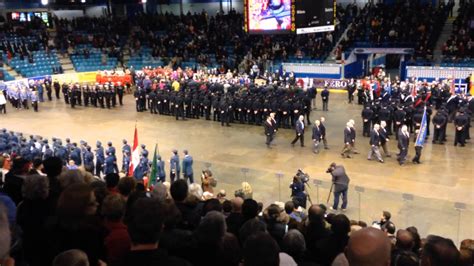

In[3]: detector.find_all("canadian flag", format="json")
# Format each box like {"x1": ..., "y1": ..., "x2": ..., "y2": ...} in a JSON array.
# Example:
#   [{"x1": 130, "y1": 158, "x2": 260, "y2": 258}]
[{"x1": 128, "y1": 126, "x2": 139, "y2": 177}]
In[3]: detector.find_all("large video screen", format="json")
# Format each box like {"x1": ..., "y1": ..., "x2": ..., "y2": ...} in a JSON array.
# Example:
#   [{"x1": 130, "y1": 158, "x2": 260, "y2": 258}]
[
  {"x1": 244, "y1": 0, "x2": 295, "y2": 34},
  {"x1": 8, "y1": 11, "x2": 52, "y2": 27},
  {"x1": 295, "y1": 0, "x2": 335, "y2": 34}
]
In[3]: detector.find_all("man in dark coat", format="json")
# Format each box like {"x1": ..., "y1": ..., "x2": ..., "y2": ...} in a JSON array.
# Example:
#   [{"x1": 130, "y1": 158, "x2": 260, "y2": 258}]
[{"x1": 328, "y1": 163, "x2": 350, "y2": 211}]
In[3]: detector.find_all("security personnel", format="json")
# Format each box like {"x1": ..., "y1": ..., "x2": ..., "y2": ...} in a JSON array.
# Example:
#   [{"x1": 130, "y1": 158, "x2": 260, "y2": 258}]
[
  {"x1": 148, "y1": 89, "x2": 158, "y2": 114},
  {"x1": 53, "y1": 80, "x2": 61, "y2": 99},
  {"x1": 393, "y1": 105, "x2": 406, "y2": 140},
  {"x1": 169, "y1": 149, "x2": 180, "y2": 183},
  {"x1": 321, "y1": 86, "x2": 330, "y2": 111},
  {"x1": 116, "y1": 82, "x2": 124, "y2": 106},
  {"x1": 141, "y1": 144, "x2": 149, "y2": 159},
  {"x1": 70, "y1": 143, "x2": 82, "y2": 166},
  {"x1": 95, "y1": 141, "x2": 105, "y2": 177},
  {"x1": 156, "y1": 155, "x2": 166, "y2": 183},
  {"x1": 97, "y1": 85, "x2": 105, "y2": 108},
  {"x1": 83, "y1": 146, "x2": 95, "y2": 173},
  {"x1": 175, "y1": 93, "x2": 185, "y2": 120},
  {"x1": 134, "y1": 87, "x2": 141, "y2": 112},
  {"x1": 83, "y1": 85, "x2": 90, "y2": 107},
  {"x1": 104, "y1": 152, "x2": 117, "y2": 175},
  {"x1": 361, "y1": 105, "x2": 374, "y2": 137},
  {"x1": 122, "y1": 151, "x2": 130, "y2": 175},
  {"x1": 454, "y1": 109, "x2": 469, "y2": 147},
  {"x1": 62, "y1": 83, "x2": 69, "y2": 104},
  {"x1": 182, "y1": 150, "x2": 194, "y2": 183},
  {"x1": 264, "y1": 115, "x2": 275, "y2": 148}
]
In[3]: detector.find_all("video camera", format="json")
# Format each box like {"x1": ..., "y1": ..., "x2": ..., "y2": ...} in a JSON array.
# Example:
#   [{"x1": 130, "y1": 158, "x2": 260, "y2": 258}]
[
  {"x1": 295, "y1": 169, "x2": 310, "y2": 183},
  {"x1": 326, "y1": 163, "x2": 337, "y2": 173}
]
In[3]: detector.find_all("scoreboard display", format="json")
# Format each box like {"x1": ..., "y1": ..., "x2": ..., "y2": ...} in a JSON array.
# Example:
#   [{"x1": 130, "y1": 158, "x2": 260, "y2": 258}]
[
  {"x1": 244, "y1": 0, "x2": 295, "y2": 34},
  {"x1": 8, "y1": 11, "x2": 52, "y2": 27},
  {"x1": 295, "y1": 0, "x2": 335, "y2": 34}
]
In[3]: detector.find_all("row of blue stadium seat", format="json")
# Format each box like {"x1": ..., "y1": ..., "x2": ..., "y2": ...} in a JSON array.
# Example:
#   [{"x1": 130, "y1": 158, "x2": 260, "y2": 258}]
[{"x1": 0, "y1": 69, "x2": 15, "y2": 81}]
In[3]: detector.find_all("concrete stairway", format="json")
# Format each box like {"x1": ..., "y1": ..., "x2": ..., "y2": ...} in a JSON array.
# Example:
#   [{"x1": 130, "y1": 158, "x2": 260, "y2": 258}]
[
  {"x1": 325, "y1": 22, "x2": 353, "y2": 64},
  {"x1": 59, "y1": 54, "x2": 75, "y2": 74},
  {"x1": 4, "y1": 65, "x2": 22, "y2": 79},
  {"x1": 433, "y1": 0, "x2": 460, "y2": 64}
]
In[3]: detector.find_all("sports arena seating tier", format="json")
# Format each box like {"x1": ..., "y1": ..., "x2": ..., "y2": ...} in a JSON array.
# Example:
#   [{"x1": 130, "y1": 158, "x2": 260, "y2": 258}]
[
  {"x1": 0, "y1": 68, "x2": 15, "y2": 81},
  {"x1": 70, "y1": 45, "x2": 118, "y2": 72},
  {"x1": 1, "y1": 33, "x2": 62, "y2": 78},
  {"x1": 440, "y1": 2, "x2": 474, "y2": 67},
  {"x1": 341, "y1": 2, "x2": 451, "y2": 65},
  {"x1": 9, "y1": 50, "x2": 61, "y2": 77}
]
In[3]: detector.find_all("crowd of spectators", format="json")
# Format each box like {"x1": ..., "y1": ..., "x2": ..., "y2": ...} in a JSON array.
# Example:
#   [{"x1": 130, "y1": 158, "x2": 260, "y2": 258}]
[
  {"x1": 441, "y1": 2, "x2": 474, "y2": 61},
  {"x1": 338, "y1": 2, "x2": 451, "y2": 61},
  {"x1": 48, "y1": 5, "x2": 355, "y2": 73},
  {"x1": 0, "y1": 16, "x2": 50, "y2": 62},
  {"x1": 0, "y1": 129, "x2": 473, "y2": 266}
]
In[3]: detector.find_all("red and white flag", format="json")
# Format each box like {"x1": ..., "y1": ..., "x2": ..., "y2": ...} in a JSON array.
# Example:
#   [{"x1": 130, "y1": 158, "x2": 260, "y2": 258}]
[{"x1": 128, "y1": 126, "x2": 139, "y2": 177}]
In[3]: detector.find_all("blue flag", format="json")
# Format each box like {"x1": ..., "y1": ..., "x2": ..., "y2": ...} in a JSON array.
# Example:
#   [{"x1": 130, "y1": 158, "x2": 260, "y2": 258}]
[{"x1": 415, "y1": 107, "x2": 428, "y2": 147}]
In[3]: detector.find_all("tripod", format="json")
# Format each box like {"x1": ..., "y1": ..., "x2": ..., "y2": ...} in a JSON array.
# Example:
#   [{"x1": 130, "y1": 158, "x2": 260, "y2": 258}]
[{"x1": 304, "y1": 182, "x2": 313, "y2": 205}]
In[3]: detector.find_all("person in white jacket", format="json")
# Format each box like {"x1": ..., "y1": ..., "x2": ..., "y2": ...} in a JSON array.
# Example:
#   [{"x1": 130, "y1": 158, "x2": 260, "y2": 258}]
[{"x1": 0, "y1": 91, "x2": 7, "y2": 114}]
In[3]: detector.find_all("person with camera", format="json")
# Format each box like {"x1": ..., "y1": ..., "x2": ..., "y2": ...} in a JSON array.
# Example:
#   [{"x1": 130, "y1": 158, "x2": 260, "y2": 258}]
[
  {"x1": 290, "y1": 174, "x2": 307, "y2": 209},
  {"x1": 201, "y1": 169, "x2": 216, "y2": 194},
  {"x1": 327, "y1": 163, "x2": 350, "y2": 211}
]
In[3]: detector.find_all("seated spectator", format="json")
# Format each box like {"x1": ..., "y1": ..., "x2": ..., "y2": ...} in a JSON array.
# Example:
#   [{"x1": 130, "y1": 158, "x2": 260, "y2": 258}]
[
  {"x1": 190, "y1": 211, "x2": 240, "y2": 266},
  {"x1": 122, "y1": 197, "x2": 190, "y2": 266},
  {"x1": 3, "y1": 157, "x2": 30, "y2": 205},
  {"x1": 58, "y1": 169, "x2": 85, "y2": 189},
  {"x1": 170, "y1": 179, "x2": 201, "y2": 230},
  {"x1": 16, "y1": 174, "x2": 53, "y2": 266},
  {"x1": 52, "y1": 249, "x2": 89, "y2": 266},
  {"x1": 313, "y1": 214, "x2": 351, "y2": 265},
  {"x1": 420, "y1": 235, "x2": 460, "y2": 266},
  {"x1": 117, "y1": 176, "x2": 136, "y2": 200},
  {"x1": 104, "y1": 173, "x2": 120, "y2": 194},
  {"x1": 284, "y1": 200, "x2": 306, "y2": 223},
  {"x1": 226, "y1": 197, "x2": 244, "y2": 237},
  {"x1": 101, "y1": 194, "x2": 130, "y2": 266},
  {"x1": 263, "y1": 204, "x2": 288, "y2": 247},
  {"x1": 345, "y1": 227, "x2": 391, "y2": 266},
  {"x1": 0, "y1": 205, "x2": 14, "y2": 266},
  {"x1": 235, "y1": 181, "x2": 253, "y2": 200},
  {"x1": 47, "y1": 183, "x2": 106, "y2": 266},
  {"x1": 243, "y1": 232, "x2": 280, "y2": 266}
]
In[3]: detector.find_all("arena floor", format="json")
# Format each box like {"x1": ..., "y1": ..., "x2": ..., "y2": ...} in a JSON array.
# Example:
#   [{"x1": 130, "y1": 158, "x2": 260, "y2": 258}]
[{"x1": 2, "y1": 92, "x2": 473, "y2": 243}]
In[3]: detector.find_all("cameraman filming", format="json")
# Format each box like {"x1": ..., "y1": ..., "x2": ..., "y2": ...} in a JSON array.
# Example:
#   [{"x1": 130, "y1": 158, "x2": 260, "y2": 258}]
[
  {"x1": 290, "y1": 174, "x2": 308, "y2": 209},
  {"x1": 326, "y1": 162, "x2": 350, "y2": 211}
]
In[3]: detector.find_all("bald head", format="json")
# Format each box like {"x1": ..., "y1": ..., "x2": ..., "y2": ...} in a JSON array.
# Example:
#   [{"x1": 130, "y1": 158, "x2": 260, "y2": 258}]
[
  {"x1": 346, "y1": 227, "x2": 391, "y2": 266},
  {"x1": 308, "y1": 204, "x2": 325, "y2": 222},
  {"x1": 231, "y1": 197, "x2": 244, "y2": 213},
  {"x1": 396, "y1": 229, "x2": 414, "y2": 250}
]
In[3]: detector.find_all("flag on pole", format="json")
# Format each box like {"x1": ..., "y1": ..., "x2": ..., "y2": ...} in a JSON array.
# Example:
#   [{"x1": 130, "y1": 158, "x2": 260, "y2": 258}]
[
  {"x1": 415, "y1": 106, "x2": 428, "y2": 147},
  {"x1": 148, "y1": 144, "x2": 158, "y2": 188},
  {"x1": 128, "y1": 126, "x2": 139, "y2": 177}
]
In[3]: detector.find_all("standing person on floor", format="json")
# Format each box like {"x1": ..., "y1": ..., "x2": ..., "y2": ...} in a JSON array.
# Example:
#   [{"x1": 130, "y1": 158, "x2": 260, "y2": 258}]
[
  {"x1": 368, "y1": 124, "x2": 384, "y2": 163},
  {"x1": 327, "y1": 162, "x2": 350, "y2": 211},
  {"x1": 312, "y1": 120, "x2": 322, "y2": 154},
  {"x1": 321, "y1": 86, "x2": 330, "y2": 111},
  {"x1": 397, "y1": 125, "x2": 410, "y2": 165},
  {"x1": 291, "y1": 115, "x2": 305, "y2": 147}
]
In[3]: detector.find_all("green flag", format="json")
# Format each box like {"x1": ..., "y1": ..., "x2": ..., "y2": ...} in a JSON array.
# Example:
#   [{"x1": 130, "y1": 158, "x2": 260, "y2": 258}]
[{"x1": 149, "y1": 144, "x2": 158, "y2": 188}]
